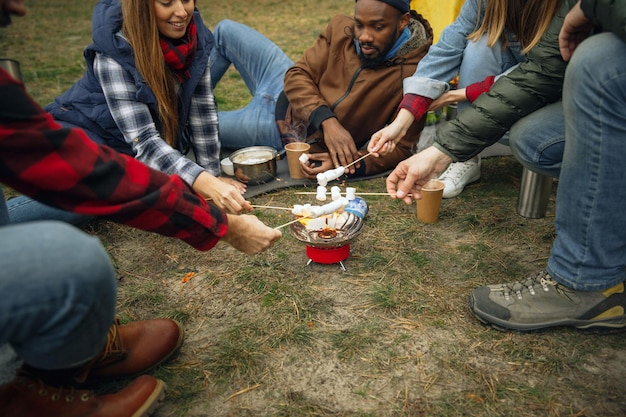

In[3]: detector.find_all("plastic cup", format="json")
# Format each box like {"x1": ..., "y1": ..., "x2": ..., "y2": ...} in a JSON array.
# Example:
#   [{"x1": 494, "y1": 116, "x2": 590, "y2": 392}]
[
  {"x1": 284, "y1": 142, "x2": 310, "y2": 179},
  {"x1": 416, "y1": 179, "x2": 445, "y2": 224}
]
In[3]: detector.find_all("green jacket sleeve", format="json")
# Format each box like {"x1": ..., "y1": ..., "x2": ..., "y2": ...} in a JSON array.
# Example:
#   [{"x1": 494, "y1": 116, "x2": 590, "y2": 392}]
[{"x1": 433, "y1": 0, "x2": 578, "y2": 161}]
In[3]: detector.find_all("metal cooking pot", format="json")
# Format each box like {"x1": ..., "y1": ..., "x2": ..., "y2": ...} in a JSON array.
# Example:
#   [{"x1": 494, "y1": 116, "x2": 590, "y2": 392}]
[{"x1": 229, "y1": 146, "x2": 279, "y2": 185}]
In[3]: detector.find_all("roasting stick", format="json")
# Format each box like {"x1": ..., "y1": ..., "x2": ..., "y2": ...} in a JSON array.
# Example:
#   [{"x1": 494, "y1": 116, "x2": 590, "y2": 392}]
[
  {"x1": 250, "y1": 204, "x2": 293, "y2": 211},
  {"x1": 343, "y1": 151, "x2": 373, "y2": 169},
  {"x1": 274, "y1": 216, "x2": 309, "y2": 230},
  {"x1": 294, "y1": 191, "x2": 414, "y2": 197}
]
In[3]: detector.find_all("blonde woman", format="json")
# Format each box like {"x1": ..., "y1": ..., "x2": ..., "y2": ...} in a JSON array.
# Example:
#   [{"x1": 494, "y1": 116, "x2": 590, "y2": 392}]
[
  {"x1": 369, "y1": 0, "x2": 564, "y2": 197},
  {"x1": 45, "y1": 0, "x2": 250, "y2": 214}
]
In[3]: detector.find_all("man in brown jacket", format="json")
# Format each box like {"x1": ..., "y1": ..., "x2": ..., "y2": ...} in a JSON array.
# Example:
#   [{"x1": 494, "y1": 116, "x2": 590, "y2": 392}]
[{"x1": 210, "y1": 0, "x2": 432, "y2": 178}]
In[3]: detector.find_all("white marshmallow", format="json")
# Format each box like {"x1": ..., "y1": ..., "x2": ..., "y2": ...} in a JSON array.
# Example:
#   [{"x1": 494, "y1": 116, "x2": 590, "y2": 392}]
[
  {"x1": 324, "y1": 170, "x2": 337, "y2": 182},
  {"x1": 331, "y1": 186, "x2": 341, "y2": 200},
  {"x1": 316, "y1": 173, "x2": 328, "y2": 187},
  {"x1": 308, "y1": 206, "x2": 325, "y2": 218},
  {"x1": 316, "y1": 185, "x2": 327, "y2": 201},
  {"x1": 299, "y1": 153, "x2": 309, "y2": 163},
  {"x1": 345, "y1": 187, "x2": 356, "y2": 200}
]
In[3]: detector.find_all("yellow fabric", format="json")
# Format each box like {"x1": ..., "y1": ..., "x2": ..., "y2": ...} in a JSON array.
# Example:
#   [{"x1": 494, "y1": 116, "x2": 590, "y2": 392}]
[{"x1": 411, "y1": 0, "x2": 464, "y2": 43}]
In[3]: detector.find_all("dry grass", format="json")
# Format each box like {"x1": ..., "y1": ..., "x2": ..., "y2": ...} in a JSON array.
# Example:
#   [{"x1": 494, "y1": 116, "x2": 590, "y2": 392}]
[{"x1": 2, "y1": 1, "x2": 626, "y2": 416}]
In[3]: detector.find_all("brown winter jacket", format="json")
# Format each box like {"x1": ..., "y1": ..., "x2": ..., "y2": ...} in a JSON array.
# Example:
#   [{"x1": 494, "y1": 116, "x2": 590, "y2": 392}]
[{"x1": 277, "y1": 10, "x2": 433, "y2": 176}]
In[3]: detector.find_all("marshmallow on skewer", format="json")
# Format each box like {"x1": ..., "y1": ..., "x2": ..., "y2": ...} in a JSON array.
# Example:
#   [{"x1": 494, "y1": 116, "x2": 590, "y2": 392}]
[
  {"x1": 331, "y1": 186, "x2": 341, "y2": 201},
  {"x1": 292, "y1": 203, "x2": 311, "y2": 216},
  {"x1": 316, "y1": 172, "x2": 328, "y2": 187},
  {"x1": 345, "y1": 187, "x2": 356, "y2": 200},
  {"x1": 316, "y1": 185, "x2": 327, "y2": 201},
  {"x1": 308, "y1": 206, "x2": 325, "y2": 219},
  {"x1": 321, "y1": 197, "x2": 349, "y2": 215}
]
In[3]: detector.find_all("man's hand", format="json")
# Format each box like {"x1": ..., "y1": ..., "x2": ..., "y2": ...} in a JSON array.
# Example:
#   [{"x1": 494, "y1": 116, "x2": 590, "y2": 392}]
[
  {"x1": 320, "y1": 118, "x2": 359, "y2": 173},
  {"x1": 386, "y1": 146, "x2": 452, "y2": 205},
  {"x1": 222, "y1": 214, "x2": 282, "y2": 254},
  {"x1": 559, "y1": 1, "x2": 593, "y2": 62},
  {"x1": 300, "y1": 152, "x2": 334, "y2": 179}
]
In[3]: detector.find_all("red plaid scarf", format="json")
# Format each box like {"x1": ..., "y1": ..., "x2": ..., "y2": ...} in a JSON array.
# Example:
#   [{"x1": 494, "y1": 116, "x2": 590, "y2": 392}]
[{"x1": 159, "y1": 17, "x2": 198, "y2": 83}]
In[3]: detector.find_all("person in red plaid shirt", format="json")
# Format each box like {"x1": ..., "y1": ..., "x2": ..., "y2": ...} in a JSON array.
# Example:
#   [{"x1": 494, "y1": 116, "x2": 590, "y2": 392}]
[{"x1": 0, "y1": 2, "x2": 281, "y2": 416}]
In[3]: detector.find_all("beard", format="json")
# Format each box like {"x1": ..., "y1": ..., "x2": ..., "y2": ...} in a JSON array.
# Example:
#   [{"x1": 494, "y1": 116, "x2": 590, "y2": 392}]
[{"x1": 357, "y1": 34, "x2": 396, "y2": 69}]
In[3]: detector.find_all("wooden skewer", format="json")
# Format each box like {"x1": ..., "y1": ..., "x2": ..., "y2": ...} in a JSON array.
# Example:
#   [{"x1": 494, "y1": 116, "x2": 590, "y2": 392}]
[
  {"x1": 343, "y1": 151, "x2": 373, "y2": 169},
  {"x1": 274, "y1": 217, "x2": 308, "y2": 230},
  {"x1": 250, "y1": 204, "x2": 293, "y2": 211},
  {"x1": 294, "y1": 191, "x2": 413, "y2": 197}
]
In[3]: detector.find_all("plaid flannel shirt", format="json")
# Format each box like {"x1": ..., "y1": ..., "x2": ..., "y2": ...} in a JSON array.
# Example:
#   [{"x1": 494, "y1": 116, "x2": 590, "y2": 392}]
[
  {"x1": 94, "y1": 53, "x2": 220, "y2": 187},
  {"x1": 0, "y1": 70, "x2": 227, "y2": 251}
]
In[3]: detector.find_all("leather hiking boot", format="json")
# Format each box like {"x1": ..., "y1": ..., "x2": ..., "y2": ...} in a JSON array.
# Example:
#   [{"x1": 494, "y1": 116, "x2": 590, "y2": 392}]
[
  {"x1": 84, "y1": 319, "x2": 184, "y2": 383},
  {"x1": 0, "y1": 371, "x2": 165, "y2": 417}
]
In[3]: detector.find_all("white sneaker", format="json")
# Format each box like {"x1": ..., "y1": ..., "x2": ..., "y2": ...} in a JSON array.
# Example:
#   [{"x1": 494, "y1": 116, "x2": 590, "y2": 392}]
[{"x1": 438, "y1": 157, "x2": 481, "y2": 198}]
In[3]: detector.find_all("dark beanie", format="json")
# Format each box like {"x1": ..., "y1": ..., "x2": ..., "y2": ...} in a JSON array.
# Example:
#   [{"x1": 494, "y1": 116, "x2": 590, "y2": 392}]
[{"x1": 357, "y1": 0, "x2": 411, "y2": 13}]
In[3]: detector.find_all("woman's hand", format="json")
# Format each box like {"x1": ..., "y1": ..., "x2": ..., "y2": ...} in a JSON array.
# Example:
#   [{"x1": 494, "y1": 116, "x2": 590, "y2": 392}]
[
  {"x1": 193, "y1": 171, "x2": 251, "y2": 214},
  {"x1": 428, "y1": 89, "x2": 466, "y2": 113},
  {"x1": 368, "y1": 108, "x2": 414, "y2": 156}
]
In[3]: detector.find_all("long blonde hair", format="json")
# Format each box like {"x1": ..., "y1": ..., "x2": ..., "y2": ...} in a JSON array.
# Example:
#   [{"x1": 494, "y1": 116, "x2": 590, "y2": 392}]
[
  {"x1": 121, "y1": 0, "x2": 180, "y2": 147},
  {"x1": 469, "y1": 0, "x2": 564, "y2": 54}
]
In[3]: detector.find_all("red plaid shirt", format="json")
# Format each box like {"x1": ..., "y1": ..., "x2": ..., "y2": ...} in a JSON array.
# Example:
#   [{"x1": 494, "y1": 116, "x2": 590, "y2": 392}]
[{"x1": 0, "y1": 70, "x2": 227, "y2": 251}]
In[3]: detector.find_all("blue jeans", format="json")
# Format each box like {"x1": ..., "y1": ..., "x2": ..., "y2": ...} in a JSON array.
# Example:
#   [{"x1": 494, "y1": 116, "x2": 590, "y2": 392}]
[
  {"x1": 509, "y1": 102, "x2": 565, "y2": 178},
  {"x1": 7, "y1": 195, "x2": 92, "y2": 226},
  {"x1": 209, "y1": 19, "x2": 293, "y2": 151},
  {"x1": 0, "y1": 194, "x2": 117, "y2": 370},
  {"x1": 546, "y1": 33, "x2": 626, "y2": 291}
]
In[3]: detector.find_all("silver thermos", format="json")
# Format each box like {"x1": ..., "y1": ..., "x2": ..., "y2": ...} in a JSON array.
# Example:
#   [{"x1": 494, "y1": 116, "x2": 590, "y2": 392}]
[{"x1": 517, "y1": 167, "x2": 553, "y2": 219}]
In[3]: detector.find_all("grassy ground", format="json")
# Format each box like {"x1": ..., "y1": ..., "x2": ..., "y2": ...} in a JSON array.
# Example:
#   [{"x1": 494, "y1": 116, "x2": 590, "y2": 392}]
[{"x1": 2, "y1": 1, "x2": 626, "y2": 416}]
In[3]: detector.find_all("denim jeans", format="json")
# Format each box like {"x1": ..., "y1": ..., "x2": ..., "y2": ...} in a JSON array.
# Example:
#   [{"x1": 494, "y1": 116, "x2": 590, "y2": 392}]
[
  {"x1": 7, "y1": 195, "x2": 92, "y2": 226},
  {"x1": 509, "y1": 102, "x2": 565, "y2": 178},
  {"x1": 546, "y1": 33, "x2": 626, "y2": 291},
  {"x1": 210, "y1": 19, "x2": 293, "y2": 151},
  {"x1": 0, "y1": 192, "x2": 116, "y2": 370}
]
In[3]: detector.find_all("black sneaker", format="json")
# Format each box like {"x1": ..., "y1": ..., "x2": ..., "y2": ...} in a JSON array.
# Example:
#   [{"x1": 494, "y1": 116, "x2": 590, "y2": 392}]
[{"x1": 469, "y1": 270, "x2": 626, "y2": 332}]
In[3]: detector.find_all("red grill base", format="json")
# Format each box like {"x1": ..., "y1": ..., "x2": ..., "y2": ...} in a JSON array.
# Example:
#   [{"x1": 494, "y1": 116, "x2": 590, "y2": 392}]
[{"x1": 305, "y1": 244, "x2": 350, "y2": 264}]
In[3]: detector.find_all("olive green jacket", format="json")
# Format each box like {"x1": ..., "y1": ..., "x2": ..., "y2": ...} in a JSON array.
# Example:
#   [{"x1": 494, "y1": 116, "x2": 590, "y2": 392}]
[{"x1": 433, "y1": 0, "x2": 625, "y2": 162}]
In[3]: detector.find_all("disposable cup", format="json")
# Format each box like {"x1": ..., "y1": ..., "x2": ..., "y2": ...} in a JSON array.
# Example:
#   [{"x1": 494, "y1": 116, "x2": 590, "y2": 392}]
[
  {"x1": 285, "y1": 142, "x2": 310, "y2": 179},
  {"x1": 416, "y1": 179, "x2": 445, "y2": 223}
]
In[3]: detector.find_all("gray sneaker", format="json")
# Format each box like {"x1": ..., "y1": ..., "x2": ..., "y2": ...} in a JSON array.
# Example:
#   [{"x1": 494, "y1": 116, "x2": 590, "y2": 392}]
[{"x1": 469, "y1": 271, "x2": 626, "y2": 332}]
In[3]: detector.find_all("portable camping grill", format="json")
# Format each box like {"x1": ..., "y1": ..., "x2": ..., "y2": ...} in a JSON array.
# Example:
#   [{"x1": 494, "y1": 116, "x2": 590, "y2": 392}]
[{"x1": 289, "y1": 212, "x2": 364, "y2": 271}]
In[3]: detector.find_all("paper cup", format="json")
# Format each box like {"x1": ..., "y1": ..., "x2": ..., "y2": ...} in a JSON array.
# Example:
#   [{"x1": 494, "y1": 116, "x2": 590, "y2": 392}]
[
  {"x1": 284, "y1": 142, "x2": 310, "y2": 179},
  {"x1": 416, "y1": 179, "x2": 445, "y2": 223}
]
